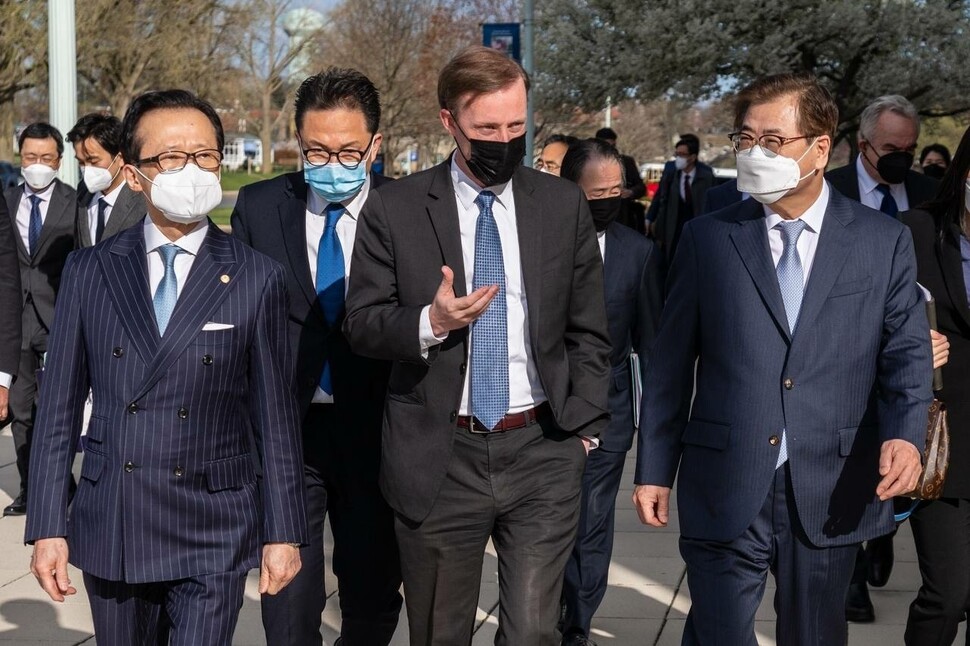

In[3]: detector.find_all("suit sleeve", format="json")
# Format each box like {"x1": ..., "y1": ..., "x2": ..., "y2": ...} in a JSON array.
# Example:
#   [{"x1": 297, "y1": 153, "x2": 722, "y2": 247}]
[
  {"x1": 0, "y1": 195, "x2": 20, "y2": 378},
  {"x1": 876, "y1": 226, "x2": 933, "y2": 447},
  {"x1": 343, "y1": 190, "x2": 428, "y2": 363},
  {"x1": 633, "y1": 242, "x2": 664, "y2": 383},
  {"x1": 635, "y1": 223, "x2": 700, "y2": 486},
  {"x1": 24, "y1": 253, "x2": 89, "y2": 542},
  {"x1": 250, "y1": 264, "x2": 308, "y2": 544},
  {"x1": 229, "y1": 188, "x2": 251, "y2": 245},
  {"x1": 646, "y1": 168, "x2": 670, "y2": 223}
]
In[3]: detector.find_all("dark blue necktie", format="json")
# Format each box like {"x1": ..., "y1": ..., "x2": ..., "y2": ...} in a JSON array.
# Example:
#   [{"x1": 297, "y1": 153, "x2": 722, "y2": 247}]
[
  {"x1": 27, "y1": 194, "x2": 42, "y2": 255},
  {"x1": 471, "y1": 191, "x2": 509, "y2": 430},
  {"x1": 96, "y1": 197, "x2": 108, "y2": 243},
  {"x1": 875, "y1": 184, "x2": 898, "y2": 218},
  {"x1": 316, "y1": 203, "x2": 346, "y2": 393}
]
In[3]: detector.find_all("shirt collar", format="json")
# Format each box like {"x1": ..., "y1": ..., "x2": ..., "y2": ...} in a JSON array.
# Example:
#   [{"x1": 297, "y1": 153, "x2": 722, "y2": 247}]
[
  {"x1": 95, "y1": 181, "x2": 125, "y2": 208},
  {"x1": 306, "y1": 173, "x2": 371, "y2": 221},
  {"x1": 450, "y1": 154, "x2": 514, "y2": 211},
  {"x1": 143, "y1": 216, "x2": 209, "y2": 256},
  {"x1": 960, "y1": 233, "x2": 970, "y2": 262},
  {"x1": 25, "y1": 181, "x2": 55, "y2": 201},
  {"x1": 763, "y1": 180, "x2": 829, "y2": 235},
  {"x1": 856, "y1": 153, "x2": 891, "y2": 197}
]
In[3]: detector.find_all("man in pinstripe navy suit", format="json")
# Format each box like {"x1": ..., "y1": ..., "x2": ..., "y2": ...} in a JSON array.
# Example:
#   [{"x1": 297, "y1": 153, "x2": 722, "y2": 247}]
[{"x1": 25, "y1": 90, "x2": 308, "y2": 645}]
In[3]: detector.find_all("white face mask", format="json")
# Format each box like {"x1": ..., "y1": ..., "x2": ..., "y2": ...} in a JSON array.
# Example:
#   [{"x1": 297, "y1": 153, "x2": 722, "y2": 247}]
[
  {"x1": 22, "y1": 164, "x2": 57, "y2": 190},
  {"x1": 674, "y1": 156, "x2": 689, "y2": 171},
  {"x1": 82, "y1": 156, "x2": 121, "y2": 193},
  {"x1": 136, "y1": 163, "x2": 222, "y2": 224},
  {"x1": 736, "y1": 139, "x2": 818, "y2": 205}
]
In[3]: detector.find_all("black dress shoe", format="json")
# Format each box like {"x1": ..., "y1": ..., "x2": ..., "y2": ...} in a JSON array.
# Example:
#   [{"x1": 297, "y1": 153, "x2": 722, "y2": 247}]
[
  {"x1": 562, "y1": 631, "x2": 598, "y2": 646},
  {"x1": 3, "y1": 494, "x2": 26, "y2": 517},
  {"x1": 866, "y1": 533, "x2": 895, "y2": 587},
  {"x1": 845, "y1": 580, "x2": 875, "y2": 623}
]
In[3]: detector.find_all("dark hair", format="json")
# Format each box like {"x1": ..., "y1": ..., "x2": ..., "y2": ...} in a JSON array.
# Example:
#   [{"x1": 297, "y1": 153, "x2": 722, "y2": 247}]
[
  {"x1": 734, "y1": 73, "x2": 839, "y2": 139},
  {"x1": 920, "y1": 143, "x2": 951, "y2": 166},
  {"x1": 120, "y1": 89, "x2": 224, "y2": 164},
  {"x1": 921, "y1": 126, "x2": 970, "y2": 236},
  {"x1": 543, "y1": 134, "x2": 578, "y2": 149},
  {"x1": 560, "y1": 138, "x2": 625, "y2": 185},
  {"x1": 594, "y1": 127, "x2": 618, "y2": 141},
  {"x1": 18, "y1": 122, "x2": 64, "y2": 156},
  {"x1": 66, "y1": 113, "x2": 123, "y2": 157},
  {"x1": 438, "y1": 46, "x2": 530, "y2": 114},
  {"x1": 676, "y1": 134, "x2": 700, "y2": 156},
  {"x1": 294, "y1": 67, "x2": 381, "y2": 134}
]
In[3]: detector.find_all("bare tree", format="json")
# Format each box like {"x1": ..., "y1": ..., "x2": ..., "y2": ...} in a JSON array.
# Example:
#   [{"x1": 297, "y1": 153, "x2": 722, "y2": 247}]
[{"x1": 0, "y1": 1, "x2": 45, "y2": 158}]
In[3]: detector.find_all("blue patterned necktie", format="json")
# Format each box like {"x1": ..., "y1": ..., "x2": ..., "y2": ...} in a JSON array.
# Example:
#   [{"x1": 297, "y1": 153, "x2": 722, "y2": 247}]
[
  {"x1": 316, "y1": 203, "x2": 346, "y2": 393},
  {"x1": 875, "y1": 184, "x2": 898, "y2": 218},
  {"x1": 27, "y1": 194, "x2": 42, "y2": 255},
  {"x1": 471, "y1": 191, "x2": 509, "y2": 430},
  {"x1": 154, "y1": 244, "x2": 184, "y2": 336},
  {"x1": 775, "y1": 219, "x2": 807, "y2": 467},
  {"x1": 96, "y1": 197, "x2": 109, "y2": 243}
]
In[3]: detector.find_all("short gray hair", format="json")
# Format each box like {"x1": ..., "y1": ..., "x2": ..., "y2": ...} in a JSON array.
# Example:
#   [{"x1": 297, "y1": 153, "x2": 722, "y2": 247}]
[{"x1": 858, "y1": 95, "x2": 920, "y2": 142}]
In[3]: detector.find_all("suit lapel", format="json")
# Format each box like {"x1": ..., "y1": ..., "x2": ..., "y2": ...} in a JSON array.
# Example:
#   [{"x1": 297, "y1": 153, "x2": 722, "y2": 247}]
[
  {"x1": 76, "y1": 196, "x2": 92, "y2": 248},
  {"x1": 7, "y1": 187, "x2": 29, "y2": 260},
  {"x1": 100, "y1": 227, "x2": 159, "y2": 363},
  {"x1": 132, "y1": 225, "x2": 241, "y2": 400},
  {"x1": 729, "y1": 201, "x2": 791, "y2": 339},
  {"x1": 35, "y1": 181, "x2": 72, "y2": 255},
  {"x1": 512, "y1": 168, "x2": 543, "y2": 343},
  {"x1": 104, "y1": 186, "x2": 147, "y2": 238},
  {"x1": 603, "y1": 223, "x2": 620, "y2": 295},
  {"x1": 278, "y1": 178, "x2": 322, "y2": 320},
  {"x1": 939, "y1": 224, "x2": 970, "y2": 327},
  {"x1": 426, "y1": 162, "x2": 467, "y2": 297}
]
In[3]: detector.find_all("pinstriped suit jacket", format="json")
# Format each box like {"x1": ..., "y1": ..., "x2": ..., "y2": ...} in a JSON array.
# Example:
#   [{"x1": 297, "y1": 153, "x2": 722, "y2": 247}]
[
  {"x1": 24, "y1": 223, "x2": 308, "y2": 583},
  {"x1": 635, "y1": 187, "x2": 933, "y2": 547}
]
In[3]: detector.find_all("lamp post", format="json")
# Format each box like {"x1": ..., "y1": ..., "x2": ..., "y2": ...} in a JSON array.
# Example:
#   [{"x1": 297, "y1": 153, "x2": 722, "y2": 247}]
[
  {"x1": 48, "y1": 0, "x2": 78, "y2": 187},
  {"x1": 523, "y1": 0, "x2": 535, "y2": 165}
]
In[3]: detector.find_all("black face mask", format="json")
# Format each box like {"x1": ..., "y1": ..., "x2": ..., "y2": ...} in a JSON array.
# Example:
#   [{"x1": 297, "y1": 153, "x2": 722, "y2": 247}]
[
  {"x1": 451, "y1": 115, "x2": 526, "y2": 186},
  {"x1": 587, "y1": 196, "x2": 622, "y2": 232},
  {"x1": 922, "y1": 164, "x2": 946, "y2": 180},
  {"x1": 864, "y1": 145, "x2": 914, "y2": 185}
]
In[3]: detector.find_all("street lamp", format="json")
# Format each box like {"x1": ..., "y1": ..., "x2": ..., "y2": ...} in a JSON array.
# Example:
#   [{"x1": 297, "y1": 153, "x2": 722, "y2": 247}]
[{"x1": 48, "y1": 0, "x2": 78, "y2": 187}]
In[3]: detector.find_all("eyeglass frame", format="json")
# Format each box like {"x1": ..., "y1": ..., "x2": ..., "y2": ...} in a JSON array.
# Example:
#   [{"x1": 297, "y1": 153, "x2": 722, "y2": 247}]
[
  {"x1": 301, "y1": 136, "x2": 375, "y2": 170},
  {"x1": 135, "y1": 149, "x2": 224, "y2": 174},
  {"x1": 21, "y1": 153, "x2": 61, "y2": 165},
  {"x1": 728, "y1": 132, "x2": 817, "y2": 155}
]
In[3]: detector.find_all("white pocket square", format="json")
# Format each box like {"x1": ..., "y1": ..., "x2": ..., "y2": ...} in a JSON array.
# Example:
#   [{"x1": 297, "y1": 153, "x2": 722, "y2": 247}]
[{"x1": 201, "y1": 322, "x2": 234, "y2": 331}]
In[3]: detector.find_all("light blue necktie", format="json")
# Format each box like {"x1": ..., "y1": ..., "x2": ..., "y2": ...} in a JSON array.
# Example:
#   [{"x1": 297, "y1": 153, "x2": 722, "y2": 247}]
[
  {"x1": 471, "y1": 191, "x2": 509, "y2": 430},
  {"x1": 154, "y1": 244, "x2": 184, "y2": 336},
  {"x1": 316, "y1": 203, "x2": 346, "y2": 393},
  {"x1": 775, "y1": 219, "x2": 807, "y2": 467},
  {"x1": 27, "y1": 194, "x2": 42, "y2": 256}
]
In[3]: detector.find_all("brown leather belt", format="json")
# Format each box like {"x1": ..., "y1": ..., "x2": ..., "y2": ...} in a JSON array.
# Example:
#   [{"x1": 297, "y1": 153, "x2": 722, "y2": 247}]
[{"x1": 456, "y1": 402, "x2": 550, "y2": 434}]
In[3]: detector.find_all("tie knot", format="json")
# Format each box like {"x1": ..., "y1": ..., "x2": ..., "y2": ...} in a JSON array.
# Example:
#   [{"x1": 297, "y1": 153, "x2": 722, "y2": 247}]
[
  {"x1": 99, "y1": 197, "x2": 109, "y2": 210},
  {"x1": 157, "y1": 243, "x2": 183, "y2": 268},
  {"x1": 475, "y1": 190, "x2": 496, "y2": 212},
  {"x1": 875, "y1": 184, "x2": 891, "y2": 198},
  {"x1": 325, "y1": 203, "x2": 345, "y2": 229},
  {"x1": 775, "y1": 219, "x2": 807, "y2": 246},
  {"x1": 28, "y1": 194, "x2": 40, "y2": 206}
]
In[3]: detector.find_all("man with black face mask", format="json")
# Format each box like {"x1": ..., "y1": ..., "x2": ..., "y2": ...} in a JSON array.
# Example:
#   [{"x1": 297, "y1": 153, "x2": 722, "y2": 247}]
[
  {"x1": 344, "y1": 46, "x2": 611, "y2": 645},
  {"x1": 825, "y1": 94, "x2": 938, "y2": 624},
  {"x1": 558, "y1": 138, "x2": 662, "y2": 646}
]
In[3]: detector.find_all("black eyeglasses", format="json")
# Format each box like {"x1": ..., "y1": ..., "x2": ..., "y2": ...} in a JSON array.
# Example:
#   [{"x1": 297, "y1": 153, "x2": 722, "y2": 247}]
[
  {"x1": 301, "y1": 138, "x2": 374, "y2": 170},
  {"x1": 729, "y1": 132, "x2": 815, "y2": 155},
  {"x1": 136, "y1": 149, "x2": 223, "y2": 173}
]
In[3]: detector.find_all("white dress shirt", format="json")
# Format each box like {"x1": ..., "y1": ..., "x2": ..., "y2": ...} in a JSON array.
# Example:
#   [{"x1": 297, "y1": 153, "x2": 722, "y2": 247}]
[
  {"x1": 305, "y1": 175, "x2": 371, "y2": 403},
  {"x1": 597, "y1": 230, "x2": 607, "y2": 260},
  {"x1": 763, "y1": 181, "x2": 830, "y2": 286},
  {"x1": 419, "y1": 157, "x2": 546, "y2": 416},
  {"x1": 144, "y1": 216, "x2": 208, "y2": 300},
  {"x1": 855, "y1": 154, "x2": 909, "y2": 213},
  {"x1": 16, "y1": 182, "x2": 55, "y2": 250},
  {"x1": 87, "y1": 181, "x2": 125, "y2": 244}
]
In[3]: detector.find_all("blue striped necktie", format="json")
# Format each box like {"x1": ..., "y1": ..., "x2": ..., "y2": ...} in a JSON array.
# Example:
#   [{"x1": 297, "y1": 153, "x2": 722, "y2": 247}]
[
  {"x1": 27, "y1": 194, "x2": 42, "y2": 255},
  {"x1": 154, "y1": 244, "x2": 184, "y2": 336},
  {"x1": 471, "y1": 191, "x2": 509, "y2": 430},
  {"x1": 774, "y1": 219, "x2": 807, "y2": 468},
  {"x1": 316, "y1": 203, "x2": 346, "y2": 393}
]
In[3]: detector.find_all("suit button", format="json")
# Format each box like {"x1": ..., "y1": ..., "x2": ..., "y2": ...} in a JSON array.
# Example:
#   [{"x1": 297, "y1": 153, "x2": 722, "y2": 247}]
[
  {"x1": 174, "y1": 466, "x2": 184, "y2": 477},
  {"x1": 127, "y1": 403, "x2": 138, "y2": 414},
  {"x1": 784, "y1": 378, "x2": 794, "y2": 390},
  {"x1": 124, "y1": 461, "x2": 134, "y2": 473},
  {"x1": 449, "y1": 411, "x2": 457, "y2": 422},
  {"x1": 202, "y1": 354, "x2": 213, "y2": 366},
  {"x1": 177, "y1": 407, "x2": 188, "y2": 419},
  {"x1": 459, "y1": 363, "x2": 467, "y2": 375},
  {"x1": 769, "y1": 435, "x2": 780, "y2": 446},
  {"x1": 112, "y1": 347, "x2": 124, "y2": 358}
]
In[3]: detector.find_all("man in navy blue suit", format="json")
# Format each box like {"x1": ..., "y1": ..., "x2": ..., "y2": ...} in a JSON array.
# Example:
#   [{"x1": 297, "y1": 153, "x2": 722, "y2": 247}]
[
  {"x1": 232, "y1": 68, "x2": 403, "y2": 646},
  {"x1": 559, "y1": 139, "x2": 663, "y2": 646},
  {"x1": 26, "y1": 90, "x2": 308, "y2": 645},
  {"x1": 634, "y1": 73, "x2": 932, "y2": 645}
]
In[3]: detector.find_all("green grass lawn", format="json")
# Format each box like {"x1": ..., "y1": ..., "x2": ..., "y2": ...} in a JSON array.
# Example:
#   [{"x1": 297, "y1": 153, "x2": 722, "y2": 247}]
[
  {"x1": 211, "y1": 206, "x2": 233, "y2": 228},
  {"x1": 220, "y1": 169, "x2": 287, "y2": 192}
]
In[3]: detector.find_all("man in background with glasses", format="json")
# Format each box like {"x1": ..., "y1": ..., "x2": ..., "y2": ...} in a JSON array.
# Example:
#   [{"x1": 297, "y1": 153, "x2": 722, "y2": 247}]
[
  {"x1": 232, "y1": 68, "x2": 401, "y2": 646},
  {"x1": 633, "y1": 73, "x2": 931, "y2": 645},
  {"x1": 3, "y1": 122, "x2": 76, "y2": 517}
]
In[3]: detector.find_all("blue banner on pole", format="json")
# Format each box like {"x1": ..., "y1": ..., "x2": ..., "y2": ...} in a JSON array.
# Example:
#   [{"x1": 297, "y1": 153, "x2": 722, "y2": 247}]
[{"x1": 482, "y1": 23, "x2": 521, "y2": 62}]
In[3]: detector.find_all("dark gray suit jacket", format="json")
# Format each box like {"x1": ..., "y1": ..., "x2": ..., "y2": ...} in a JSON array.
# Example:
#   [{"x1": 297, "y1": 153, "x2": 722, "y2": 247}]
[
  {"x1": 75, "y1": 183, "x2": 146, "y2": 248},
  {"x1": 701, "y1": 178, "x2": 745, "y2": 215},
  {"x1": 0, "y1": 196, "x2": 21, "y2": 378},
  {"x1": 343, "y1": 161, "x2": 612, "y2": 522},
  {"x1": 825, "y1": 161, "x2": 938, "y2": 212},
  {"x1": 4, "y1": 180, "x2": 77, "y2": 335}
]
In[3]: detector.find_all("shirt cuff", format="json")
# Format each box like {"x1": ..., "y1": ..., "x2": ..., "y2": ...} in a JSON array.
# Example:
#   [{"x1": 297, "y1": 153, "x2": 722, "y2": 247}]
[
  {"x1": 580, "y1": 435, "x2": 600, "y2": 450},
  {"x1": 419, "y1": 305, "x2": 448, "y2": 359},
  {"x1": 0, "y1": 372, "x2": 11, "y2": 389}
]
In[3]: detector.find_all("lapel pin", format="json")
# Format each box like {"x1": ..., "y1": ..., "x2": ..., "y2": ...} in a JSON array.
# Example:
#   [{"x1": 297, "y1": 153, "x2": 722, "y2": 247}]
[{"x1": 220, "y1": 274, "x2": 230, "y2": 284}]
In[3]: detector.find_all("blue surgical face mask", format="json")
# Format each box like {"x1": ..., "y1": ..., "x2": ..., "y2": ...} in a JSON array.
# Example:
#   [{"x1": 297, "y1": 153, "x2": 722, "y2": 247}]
[{"x1": 304, "y1": 162, "x2": 367, "y2": 203}]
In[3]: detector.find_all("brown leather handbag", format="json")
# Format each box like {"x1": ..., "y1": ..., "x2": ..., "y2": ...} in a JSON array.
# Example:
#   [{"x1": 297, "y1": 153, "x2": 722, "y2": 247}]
[{"x1": 900, "y1": 398, "x2": 949, "y2": 500}]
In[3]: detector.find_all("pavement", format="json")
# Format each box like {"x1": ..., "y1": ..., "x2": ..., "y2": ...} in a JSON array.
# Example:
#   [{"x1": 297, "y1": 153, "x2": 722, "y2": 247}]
[{"x1": 0, "y1": 427, "x2": 962, "y2": 645}]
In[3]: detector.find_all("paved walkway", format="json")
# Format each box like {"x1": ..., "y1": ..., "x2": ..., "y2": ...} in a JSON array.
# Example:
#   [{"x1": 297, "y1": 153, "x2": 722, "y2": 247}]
[{"x1": 0, "y1": 429, "x2": 962, "y2": 645}]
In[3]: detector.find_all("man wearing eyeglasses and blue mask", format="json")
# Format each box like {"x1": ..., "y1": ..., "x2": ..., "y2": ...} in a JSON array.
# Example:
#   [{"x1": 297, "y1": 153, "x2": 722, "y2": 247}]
[
  {"x1": 633, "y1": 73, "x2": 932, "y2": 645},
  {"x1": 231, "y1": 68, "x2": 402, "y2": 646}
]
